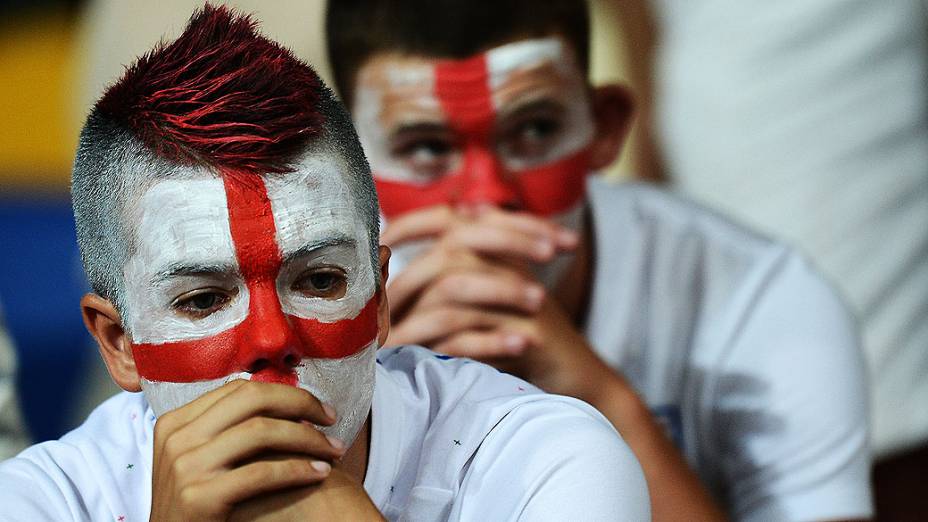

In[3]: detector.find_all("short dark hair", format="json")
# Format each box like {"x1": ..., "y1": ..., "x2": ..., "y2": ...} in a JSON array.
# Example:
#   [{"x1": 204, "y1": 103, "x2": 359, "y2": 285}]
[
  {"x1": 73, "y1": 4, "x2": 378, "y2": 314},
  {"x1": 325, "y1": 0, "x2": 590, "y2": 106}
]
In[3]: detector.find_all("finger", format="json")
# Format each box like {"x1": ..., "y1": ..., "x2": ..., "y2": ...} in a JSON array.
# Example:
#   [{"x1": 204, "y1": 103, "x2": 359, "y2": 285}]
[
  {"x1": 477, "y1": 207, "x2": 579, "y2": 249},
  {"x1": 184, "y1": 456, "x2": 331, "y2": 509},
  {"x1": 381, "y1": 205, "x2": 455, "y2": 246},
  {"x1": 153, "y1": 379, "x2": 250, "y2": 445},
  {"x1": 386, "y1": 247, "x2": 491, "y2": 315},
  {"x1": 181, "y1": 417, "x2": 345, "y2": 474},
  {"x1": 416, "y1": 271, "x2": 545, "y2": 313},
  {"x1": 446, "y1": 223, "x2": 561, "y2": 263},
  {"x1": 388, "y1": 306, "x2": 507, "y2": 347},
  {"x1": 180, "y1": 382, "x2": 336, "y2": 444},
  {"x1": 432, "y1": 330, "x2": 528, "y2": 359}
]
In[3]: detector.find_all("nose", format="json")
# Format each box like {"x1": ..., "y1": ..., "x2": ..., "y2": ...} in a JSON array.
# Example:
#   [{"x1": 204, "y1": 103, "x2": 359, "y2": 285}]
[
  {"x1": 459, "y1": 145, "x2": 520, "y2": 209},
  {"x1": 238, "y1": 281, "x2": 301, "y2": 377}
]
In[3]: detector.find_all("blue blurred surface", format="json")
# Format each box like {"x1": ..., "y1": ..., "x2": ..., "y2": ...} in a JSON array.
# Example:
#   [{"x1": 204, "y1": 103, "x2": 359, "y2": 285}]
[{"x1": 0, "y1": 192, "x2": 96, "y2": 442}]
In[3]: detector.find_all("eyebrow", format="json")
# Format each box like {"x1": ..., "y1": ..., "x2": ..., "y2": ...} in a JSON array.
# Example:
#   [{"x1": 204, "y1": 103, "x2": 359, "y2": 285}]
[
  {"x1": 151, "y1": 262, "x2": 238, "y2": 285},
  {"x1": 388, "y1": 121, "x2": 452, "y2": 140},
  {"x1": 281, "y1": 236, "x2": 357, "y2": 265},
  {"x1": 496, "y1": 98, "x2": 566, "y2": 124},
  {"x1": 149, "y1": 237, "x2": 357, "y2": 285}
]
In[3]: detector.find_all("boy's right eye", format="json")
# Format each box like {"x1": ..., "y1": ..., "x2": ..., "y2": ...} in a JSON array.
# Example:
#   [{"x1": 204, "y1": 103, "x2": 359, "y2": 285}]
[
  {"x1": 389, "y1": 130, "x2": 458, "y2": 182},
  {"x1": 172, "y1": 288, "x2": 235, "y2": 318}
]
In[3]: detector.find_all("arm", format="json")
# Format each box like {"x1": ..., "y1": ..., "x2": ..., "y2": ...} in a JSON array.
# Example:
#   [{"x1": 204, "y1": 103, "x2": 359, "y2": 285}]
[
  {"x1": 712, "y1": 254, "x2": 872, "y2": 521},
  {"x1": 579, "y1": 363, "x2": 728, "y2": 521},
  {"x1": 385, "y1": 207, "x2": 727, "y2": 520}
]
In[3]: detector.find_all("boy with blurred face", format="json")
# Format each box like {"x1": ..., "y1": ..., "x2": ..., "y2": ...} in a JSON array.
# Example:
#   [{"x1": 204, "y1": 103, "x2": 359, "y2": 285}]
[
  {"x1": 0, "y1": 5, "x2": 650, "y2": 520},
  {"x1": 327, "y1": 1, "x2": 873, "y2": 520}
]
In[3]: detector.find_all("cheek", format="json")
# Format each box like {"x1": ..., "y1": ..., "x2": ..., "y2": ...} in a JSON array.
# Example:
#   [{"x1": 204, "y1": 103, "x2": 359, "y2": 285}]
[{"x1": 294, "y1": 343, "x2": 378, "y2": 443}]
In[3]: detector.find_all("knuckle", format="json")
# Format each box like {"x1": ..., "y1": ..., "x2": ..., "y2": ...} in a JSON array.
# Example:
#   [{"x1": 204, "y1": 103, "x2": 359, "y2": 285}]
[
  {"x1": 244, "y1": 417, "x2": 274, "y2": 438},
  {"x1": 171, "y1": 453, "x2": 194, "y2": 478},
  {"x1": 162, "y1": 433, "x2": 185, "y2": 460},
  {"x1": 284, "y1": 459, "x2": 313, "y2": 478},
  {"x1": 253, "y1": 462, "x2": 282, "y2": 484},
  {"x1": 436, "y1": 309, "x2": 464, "y2": 331},
  {"x1": 178, "y1": 485, "x2": 204, "y2": 513},
  {"x1": 153, "y1": 415, "x2": 177, "y2": 438}
]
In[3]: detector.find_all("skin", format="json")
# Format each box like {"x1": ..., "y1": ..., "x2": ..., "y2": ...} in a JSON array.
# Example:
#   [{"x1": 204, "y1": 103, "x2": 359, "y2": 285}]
[
  {"x1": 356, "y1": 39, "x2": 729, "y2": 521},
  {"x1": 80, "y1": 169, "x2": 393, "y2": 520}
]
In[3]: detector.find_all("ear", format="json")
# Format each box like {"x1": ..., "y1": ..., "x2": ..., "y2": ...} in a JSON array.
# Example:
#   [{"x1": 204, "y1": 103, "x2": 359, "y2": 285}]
[
  {"x1": 80, "y1": 293, "x2": 142, "y2": 392},
  {"x1": 588, "y1": 84, "x2": 635, "y2": 171},
  {"x1": 375, "y1": 245, "x2": 392, "y2": 346}
]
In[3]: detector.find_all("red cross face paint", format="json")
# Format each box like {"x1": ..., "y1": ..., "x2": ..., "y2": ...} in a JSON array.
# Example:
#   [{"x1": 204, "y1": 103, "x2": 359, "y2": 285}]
[
  {"x1": 354, "y1": 37, "x2": 593, "y2": 288},
  {"x1": 122, "y1": 153, "x2": 379, "y2": 443},
  {"x1": 354, "y1": 37, "x2": 595, "y2": 220}
]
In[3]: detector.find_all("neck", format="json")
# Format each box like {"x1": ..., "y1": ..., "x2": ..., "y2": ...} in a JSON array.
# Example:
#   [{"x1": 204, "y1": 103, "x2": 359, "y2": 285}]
[{"x1": 552, "y1": 205, "x2": 594, "y2": 327}]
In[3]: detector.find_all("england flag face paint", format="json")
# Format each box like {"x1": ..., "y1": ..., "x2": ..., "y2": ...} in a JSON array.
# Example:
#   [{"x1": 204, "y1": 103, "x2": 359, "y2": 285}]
[
  {"x1": 354, "y1": 37, "x2": 594, "y2": 219},
  {"x1": 122, "y1": 152, "x2": 379, "y2": 444},
  {"x1": 354, "y1": 37, "x2": 594, "y2": 286}
]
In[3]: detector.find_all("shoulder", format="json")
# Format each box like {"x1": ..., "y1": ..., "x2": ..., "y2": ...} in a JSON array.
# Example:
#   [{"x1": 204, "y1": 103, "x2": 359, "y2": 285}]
[
  {"x1": 588, "y1": 178, "x2": 781, "y2": 262},
  {"x1": 376, "y1": 347, "x2": 650, "y2": 519},
  {"x1": 376, "y1": 345, "x2": 537, "y2": 402},
  {"x1": 708, "y1": 254, "x2": 871, "y2": 519},
  {"x1": 453, "y1": 391, "x2": 650, "y2": 519},
  {"x1": 0, "y1": 392, "x2": 152, "y2": 520}
]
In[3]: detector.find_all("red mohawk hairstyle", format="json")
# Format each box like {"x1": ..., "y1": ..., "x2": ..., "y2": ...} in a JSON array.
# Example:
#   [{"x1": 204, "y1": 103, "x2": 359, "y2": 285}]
[{"x1": 95, "y1": 3, "x2": 322, "y2": 174}]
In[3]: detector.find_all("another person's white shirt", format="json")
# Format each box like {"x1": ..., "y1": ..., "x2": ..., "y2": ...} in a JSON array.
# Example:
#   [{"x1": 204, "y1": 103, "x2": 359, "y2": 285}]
[
  {"x1": 652, "y1": 0, "x2": 928, "y2": 458},
  {"x1": 0, "y1": 304, "x2": 29, "y2": 461},
  {"x1": 585, "y1": 178, "x2": 872, "y2": 521},
  {"x1": 0, "y1": 345, "x2": 649, "y2": 521}
]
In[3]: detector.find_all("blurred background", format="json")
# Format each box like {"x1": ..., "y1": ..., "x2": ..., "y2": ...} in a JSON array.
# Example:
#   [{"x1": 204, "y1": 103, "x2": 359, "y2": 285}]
[{"x1": 0, "y1": 0, "x2": 926, "y2": 517}]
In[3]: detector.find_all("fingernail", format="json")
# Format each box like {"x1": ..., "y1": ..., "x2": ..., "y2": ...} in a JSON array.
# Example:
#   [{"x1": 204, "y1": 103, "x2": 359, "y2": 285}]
[
  {"x1": 558, "y1": 229, "x2": 579, "y2": 247},
  {"x1": 311, "y1": 460, "x2": 331, "y2": 474},
  {"x1": 535, "y1": 240, "x2": 554, "y2": 258},
  {"x1": 326, "y1": 435, "x2": 345, "y2": 450},
  {"x1": 322, "y1": 403, "x2": 337, "y2": 421},
  {"x1": 525, "y1": 286, "x2": 545, "y2": 308},
  {"x1": 504, "y1": 335, "x2": 526, "y2": 353}
]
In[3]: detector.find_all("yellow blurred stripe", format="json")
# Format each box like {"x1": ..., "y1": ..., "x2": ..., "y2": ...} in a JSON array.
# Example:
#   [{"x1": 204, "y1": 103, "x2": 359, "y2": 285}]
[{"x1": 0, "y1": 12, "x2": 77, "y2": 188}]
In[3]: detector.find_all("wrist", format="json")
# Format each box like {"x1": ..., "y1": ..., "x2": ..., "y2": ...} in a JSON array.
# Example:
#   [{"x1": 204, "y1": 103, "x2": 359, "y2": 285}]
[{"x1": 578, "y1": 364, "x2": 650, "y2": 433}]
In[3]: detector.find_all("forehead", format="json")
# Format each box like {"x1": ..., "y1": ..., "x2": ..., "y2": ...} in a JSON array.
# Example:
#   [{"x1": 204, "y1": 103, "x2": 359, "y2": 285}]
[
  {"x1": 126, "y1": 153, "x2": 364, "y2": 270},
  {"x1": 354, "y1": 37, "x2": 584, "y2": 117}
]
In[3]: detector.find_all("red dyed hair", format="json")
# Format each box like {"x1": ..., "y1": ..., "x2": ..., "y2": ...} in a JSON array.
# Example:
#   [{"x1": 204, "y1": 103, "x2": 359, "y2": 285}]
[{"x1": 95, "y1": 3, "x2": 322, "y2": 174}]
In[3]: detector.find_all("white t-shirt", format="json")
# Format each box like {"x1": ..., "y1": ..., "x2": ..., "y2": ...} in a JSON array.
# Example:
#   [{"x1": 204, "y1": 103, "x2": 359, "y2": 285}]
[
  {"x1": 585, "y1": 178, "x2": 872, "y2": 521},
  {"x1": 651, "y1": 0, "x2": 928, "y2": 457},
  {"x1": 0, "y1": 346, "x2": 649, "y2": 521}
]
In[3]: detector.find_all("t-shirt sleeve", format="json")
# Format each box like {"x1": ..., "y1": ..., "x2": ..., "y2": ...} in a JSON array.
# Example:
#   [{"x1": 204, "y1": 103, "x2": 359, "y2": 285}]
[
  {"x1": 716, "y1": 253, "x2": 872, "y2": 521},
  {"x1": 452, "y1": 399, "x2": 651, "y2": 521}
]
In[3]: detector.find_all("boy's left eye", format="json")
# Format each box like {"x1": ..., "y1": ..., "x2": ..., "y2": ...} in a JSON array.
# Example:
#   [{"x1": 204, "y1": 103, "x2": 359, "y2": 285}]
[
  {"x1": 292, "y1": 268, "x2": 348, "y2": 299},
  {"x1": 499, "y1": 116, "x2": 563, "y2": 162},
  {"x1": 172, "y1": 288, "x2": 235, "y2": 318}
]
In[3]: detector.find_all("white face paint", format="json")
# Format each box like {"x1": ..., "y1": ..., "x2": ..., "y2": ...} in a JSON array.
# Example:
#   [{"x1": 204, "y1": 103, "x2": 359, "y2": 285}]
[
  {"x1": 123, "y1": 152, "x2": 379, "y2": 445},
  {"x1": 354, "y1": 37, "x2": 594, "y2": 289},
  {"x1": 353, "y1": 37, "x2": 594, "y2": 184}
]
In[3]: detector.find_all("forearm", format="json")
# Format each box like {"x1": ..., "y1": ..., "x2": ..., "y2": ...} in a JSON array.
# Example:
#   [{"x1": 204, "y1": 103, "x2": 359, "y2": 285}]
[{"x1": 579, "y1": 368, "x2": 727, "y2": 522}]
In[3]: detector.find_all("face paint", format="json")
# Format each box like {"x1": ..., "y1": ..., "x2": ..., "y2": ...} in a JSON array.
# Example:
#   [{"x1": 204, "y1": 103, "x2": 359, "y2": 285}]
[
  {"x1": 123, "y1": 154, "x2": 378, "y2": 443},
  {"x1": 355, "y1": 37, "x2": 595, "y2": 219},
  {"x1": 356, "y1": 38, "x2": 593, "y2": 288}
]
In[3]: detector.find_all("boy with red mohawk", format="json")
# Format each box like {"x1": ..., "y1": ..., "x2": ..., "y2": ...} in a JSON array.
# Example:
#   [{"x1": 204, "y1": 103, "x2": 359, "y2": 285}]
[
  {"x1": 326, "y1": 0, "x2": 873, "y2": 520},
  {"x1": 0, "y1": 5, "x2": 649, "y2": 520}
]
